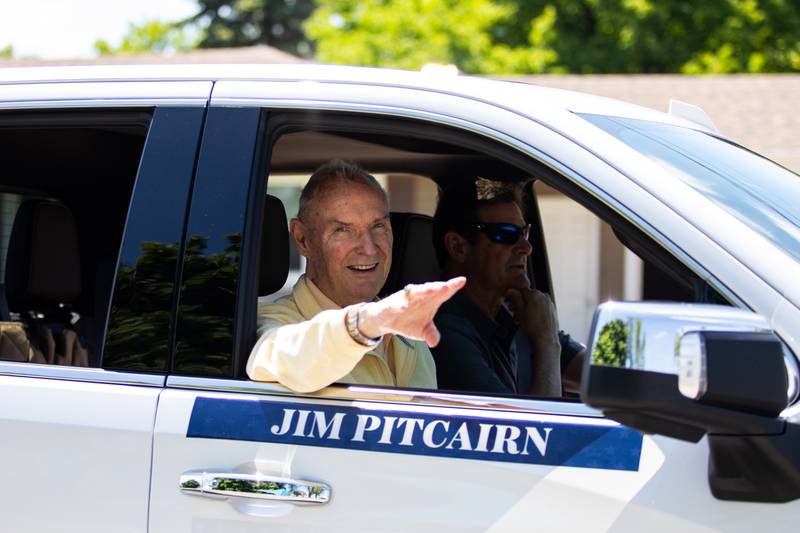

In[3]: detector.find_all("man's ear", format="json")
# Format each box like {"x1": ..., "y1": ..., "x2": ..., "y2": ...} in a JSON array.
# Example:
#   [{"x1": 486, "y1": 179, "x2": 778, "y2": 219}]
[
  {"x1": 443, "y1": 231, "x2": 470, "y2": 264},
  {"x1": 290, "y1": 218, "x2": 312, "y2": 258}
]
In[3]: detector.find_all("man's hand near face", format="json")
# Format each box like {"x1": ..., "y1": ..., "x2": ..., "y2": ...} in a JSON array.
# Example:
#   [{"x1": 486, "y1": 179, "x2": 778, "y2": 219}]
[
  {"x1": 507, "y1": 288, "x2": 562, "y2": 396},
  {"x1": 357, "y1": 277, "x2": 467, "y2": 347}
]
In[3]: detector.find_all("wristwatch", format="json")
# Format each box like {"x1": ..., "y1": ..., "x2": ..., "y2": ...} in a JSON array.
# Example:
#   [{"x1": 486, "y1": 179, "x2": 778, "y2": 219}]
[{"x1": 346, "y1": 303, "x2": 382, "y2": 347}]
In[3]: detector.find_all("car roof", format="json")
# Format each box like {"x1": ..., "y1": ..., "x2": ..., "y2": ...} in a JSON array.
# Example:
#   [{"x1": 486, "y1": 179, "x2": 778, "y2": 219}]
[{"x1": 0, "y1": 64, "x2": 709, "y2": 132}]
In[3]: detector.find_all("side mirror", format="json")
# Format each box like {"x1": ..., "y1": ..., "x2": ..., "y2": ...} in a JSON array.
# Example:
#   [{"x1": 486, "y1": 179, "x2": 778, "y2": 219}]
[
  {"x1": 581, "y1": 301, "x2": 800, "y2": 502},
  {"x1": 582, "y1": 302, "x2": 788, "y2": 441}
]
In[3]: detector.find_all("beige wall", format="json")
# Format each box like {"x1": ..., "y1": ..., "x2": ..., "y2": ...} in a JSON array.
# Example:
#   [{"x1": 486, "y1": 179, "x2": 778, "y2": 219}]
[
  {"x1": 537, "y1": 195, "x2": 600, "y2": 343},
  {"x1": 536, "y1": 184, "x2": 642, "y2": 343},
  {"x1": 387, "y1": 174, "x2": 438, "y2": 215}
]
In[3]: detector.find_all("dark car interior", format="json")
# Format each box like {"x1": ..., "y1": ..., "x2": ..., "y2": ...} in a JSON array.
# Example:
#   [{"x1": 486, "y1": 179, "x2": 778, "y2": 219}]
[{"x1": 0, "y1": 109, "x2": 148, "y2": 367}]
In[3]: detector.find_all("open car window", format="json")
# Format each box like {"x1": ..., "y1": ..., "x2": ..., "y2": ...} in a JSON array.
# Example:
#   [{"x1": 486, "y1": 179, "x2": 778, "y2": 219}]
[{"x1": 246, "y1": 110, "x2": 730, "y2": 400}]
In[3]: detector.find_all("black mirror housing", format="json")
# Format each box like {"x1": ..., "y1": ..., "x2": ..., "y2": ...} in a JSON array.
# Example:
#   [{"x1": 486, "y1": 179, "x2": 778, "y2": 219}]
[{"x1": 698, "y1": 331, "x2": 787, "y2": 416}]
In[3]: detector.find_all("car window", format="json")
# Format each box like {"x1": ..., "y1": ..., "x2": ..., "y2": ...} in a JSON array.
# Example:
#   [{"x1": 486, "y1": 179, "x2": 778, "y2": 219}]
[
  {"x1": 0, "y1": 110, "x2": 149, "y2": 368},
  {"x1": 246, "y1": 112, "x2": 728, "y2": 399},
  {"x1": 581, "y1": 113, "x2": 800, "y2": 263}
]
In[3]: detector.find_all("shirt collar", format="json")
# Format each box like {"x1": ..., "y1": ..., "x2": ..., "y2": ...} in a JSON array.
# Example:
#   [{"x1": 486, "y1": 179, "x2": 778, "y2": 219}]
[
  {"x1": 293, "y1": 274, "x2": 341, "y2": 319},
  {"x1": 304, "y1": 275, "x2": 341, "y2": 311}
]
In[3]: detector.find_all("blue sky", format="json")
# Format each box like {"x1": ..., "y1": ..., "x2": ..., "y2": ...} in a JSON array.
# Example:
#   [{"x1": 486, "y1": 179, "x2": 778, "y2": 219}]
[{"x1": 0, "y1": 0, "x2": 198, "y2": 58}]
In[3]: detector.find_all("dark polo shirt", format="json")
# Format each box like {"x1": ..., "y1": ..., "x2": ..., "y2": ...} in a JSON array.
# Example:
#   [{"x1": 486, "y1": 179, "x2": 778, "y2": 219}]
[{"x1": 431, "y1": 292, "x2": 584, "y2": 395}]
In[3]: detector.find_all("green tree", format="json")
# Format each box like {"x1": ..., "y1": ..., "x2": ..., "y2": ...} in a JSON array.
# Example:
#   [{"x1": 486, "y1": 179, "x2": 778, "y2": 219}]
[
  {"x1": 305, "y1": 0, "x2": 800, "y2": 73},
  {"x1": 679, "y1": 0, "x2": 800, "y2": 73},
  {"x1": 304, "y1": 0, "x2": 556, "y2": 73},
  {"x1": 592, "y1": 319, "x2": 630, "y2": 367},
  {"x1": 94, "y1": 20, "x2": 198, "y2": 55},
  {"x1": 0, "y1": 44, "x2": 12, "y2": 58},
  {"x1": 186, "y1": 0, "x2": 316, "y2": 57}
]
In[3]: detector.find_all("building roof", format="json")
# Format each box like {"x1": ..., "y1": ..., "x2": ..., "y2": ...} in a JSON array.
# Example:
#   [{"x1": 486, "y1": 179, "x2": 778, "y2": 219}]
[
  {"x1": 511, "y1": 74, "x2": 800, "y2": 171},
  {"x1": 0, "y1": 44, "x2": 306, "y2": 68}
]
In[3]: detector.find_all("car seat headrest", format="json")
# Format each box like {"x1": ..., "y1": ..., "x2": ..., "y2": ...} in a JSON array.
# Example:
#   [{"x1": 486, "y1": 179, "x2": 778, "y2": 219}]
[
  {"x1": 6, "y1": 200, "x2": 82, "y2": 310},
  {"x1": 259, "y1": 194, "x2": 290, "y2": 296},
  {"x1": 380, "y1": 212, "x2": 441, "y2": 298}
]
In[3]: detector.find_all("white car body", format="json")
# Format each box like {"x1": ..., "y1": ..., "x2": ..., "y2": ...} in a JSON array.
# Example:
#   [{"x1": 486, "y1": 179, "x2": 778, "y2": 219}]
[{"x1": 0, "y1": 65, "x2": 798, "y2": 532}]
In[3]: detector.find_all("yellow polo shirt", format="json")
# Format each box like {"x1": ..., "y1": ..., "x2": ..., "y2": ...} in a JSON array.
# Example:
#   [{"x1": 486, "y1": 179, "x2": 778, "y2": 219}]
[{"x1": 246, "y1": 275, "x2": 437, "y2": 393}]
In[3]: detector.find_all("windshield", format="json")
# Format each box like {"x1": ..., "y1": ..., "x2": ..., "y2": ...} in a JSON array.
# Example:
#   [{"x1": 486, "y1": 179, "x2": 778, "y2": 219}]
[{"x1": 580, "y1": 113, "x2": 800, "y2": 262}]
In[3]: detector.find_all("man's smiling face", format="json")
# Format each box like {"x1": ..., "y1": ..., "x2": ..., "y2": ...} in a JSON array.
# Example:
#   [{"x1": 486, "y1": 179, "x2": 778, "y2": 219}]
[{"x1": 294, "y1": 180, "x2": 392, "y2": 307}]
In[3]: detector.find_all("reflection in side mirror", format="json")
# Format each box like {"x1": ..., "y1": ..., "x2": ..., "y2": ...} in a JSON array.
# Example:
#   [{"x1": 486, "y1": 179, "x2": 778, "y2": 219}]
[
  {"x1": 588, "y1": 302, "x2": 772, "y2": 374},
  {"x1": 677, "y1": 331, "x2": 706, "y2": 399}
]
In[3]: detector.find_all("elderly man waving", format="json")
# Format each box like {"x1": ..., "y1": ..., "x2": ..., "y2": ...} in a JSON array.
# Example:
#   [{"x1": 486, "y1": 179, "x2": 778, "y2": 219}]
[{"x1": 247, "y1": 160, "x2": 465, "y2": 393}]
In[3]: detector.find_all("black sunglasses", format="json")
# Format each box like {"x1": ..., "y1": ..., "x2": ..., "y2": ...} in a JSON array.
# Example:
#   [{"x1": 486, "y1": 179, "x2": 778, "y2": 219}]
[{"x1": 474, "y1": 222, "x2": 531, "y2": 245}]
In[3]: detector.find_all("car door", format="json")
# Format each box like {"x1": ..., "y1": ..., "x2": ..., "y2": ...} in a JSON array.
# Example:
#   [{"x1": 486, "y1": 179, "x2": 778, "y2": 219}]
[
  {"x1": 144, "y1": 88, "x2": 653, "y2": 533},
  {"x1": 0, "y1": 80, "x2": 209, "y2": 532},
  {"x1": 148, "y1": 78, "x2": 800, "y2": 532},
  {"x1": 153, "y1": 384, "x2": 657, "y2": 532}
]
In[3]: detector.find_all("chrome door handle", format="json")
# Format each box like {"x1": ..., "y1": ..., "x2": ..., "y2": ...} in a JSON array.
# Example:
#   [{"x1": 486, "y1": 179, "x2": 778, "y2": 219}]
[{"x1": 180, "y1": 470, "x2": 331, "y2": 504}]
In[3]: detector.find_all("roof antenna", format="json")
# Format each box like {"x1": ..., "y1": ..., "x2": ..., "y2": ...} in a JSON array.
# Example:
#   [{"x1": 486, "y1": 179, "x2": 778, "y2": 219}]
[{"x1": 668, "y1": 99, "x2": 719, "y2": 133}]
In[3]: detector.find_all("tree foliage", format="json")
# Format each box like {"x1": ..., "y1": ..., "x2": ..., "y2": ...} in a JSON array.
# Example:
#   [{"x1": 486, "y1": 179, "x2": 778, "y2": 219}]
[
  {"x1": 173, "y1": 233, "x2": 241, "y2": 377},
  {"x1": 94, "y1": 1, "x2": 799, "y2": 72},
  {"x1": 306, "y1": 0, "x2": 542, "y2": 73},
  {"x1": 104, "y1": 240, "x2": 180, "y2": 371},
  {"x1": 591, "y1": 319, "x2": 630, "y2": 367},
  {"x1": 186, "y1": 0, "x2": 316, "y2": 57},
  {"x1": 0, "y1": 45, "x2": 12, "y2": 58},
  {"x1": 304, "y1": 0, "x2": 800, "y2": 73},
  {"x1": 104, "y1": 233, "x2": 240, "y2": 377},
  {"x1": 94, "y1": 20, "x2": 198, "y2": 55}
]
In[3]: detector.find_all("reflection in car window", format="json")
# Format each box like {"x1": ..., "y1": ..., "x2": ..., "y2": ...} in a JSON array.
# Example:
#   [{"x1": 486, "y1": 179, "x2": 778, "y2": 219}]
[{"x1": 581, "y1": 114, "x2": 800, "y2": 262}]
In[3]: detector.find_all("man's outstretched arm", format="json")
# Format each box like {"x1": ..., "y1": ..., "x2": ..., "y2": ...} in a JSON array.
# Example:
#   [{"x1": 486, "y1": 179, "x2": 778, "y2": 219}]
[
  {"x1": 357, "y1": 277, "x2": 466, "y2": 346},
  {"x1": 247, "y1": 277, "x2": 466, "y2": 392}
]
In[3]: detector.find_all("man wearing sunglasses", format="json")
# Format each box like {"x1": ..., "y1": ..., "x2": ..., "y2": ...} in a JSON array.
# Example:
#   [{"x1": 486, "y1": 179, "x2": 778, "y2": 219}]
[{"x1": 431, "y1": 179, "x2": 585, "y2": 397}]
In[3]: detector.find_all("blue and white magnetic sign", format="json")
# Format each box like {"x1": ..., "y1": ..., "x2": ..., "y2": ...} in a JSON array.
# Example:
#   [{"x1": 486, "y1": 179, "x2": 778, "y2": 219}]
[{"x1": 188, "y1": 397, "x2": 642, "y2": 471}]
